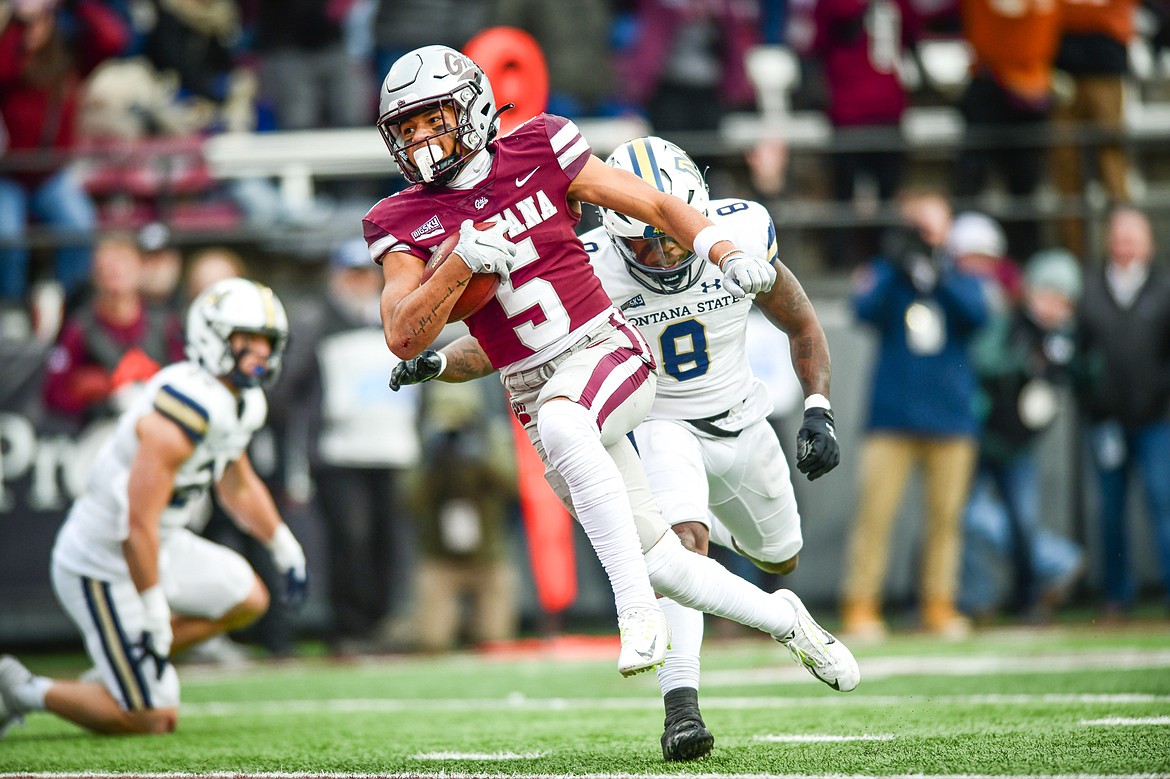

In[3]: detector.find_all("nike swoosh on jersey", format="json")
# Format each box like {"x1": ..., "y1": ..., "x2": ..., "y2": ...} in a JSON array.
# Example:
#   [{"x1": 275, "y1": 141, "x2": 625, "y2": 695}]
[{"x1": 516, "y1": 167, "x2": 540, "y2": 187}]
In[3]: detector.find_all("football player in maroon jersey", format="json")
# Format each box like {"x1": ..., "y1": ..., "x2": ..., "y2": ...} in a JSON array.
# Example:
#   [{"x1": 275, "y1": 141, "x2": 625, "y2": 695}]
[{"x1": 365, "y1": 45, "x2": 789, "y2": 681}]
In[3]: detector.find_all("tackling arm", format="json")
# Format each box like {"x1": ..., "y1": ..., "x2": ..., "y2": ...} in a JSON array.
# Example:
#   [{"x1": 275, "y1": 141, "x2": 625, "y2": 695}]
[
  {"x1": 569, "y1": 156, "x2": 775, "y2": 296},
  {"x1": 569, "y1": 156, "x2": 719, "y2": 260}
]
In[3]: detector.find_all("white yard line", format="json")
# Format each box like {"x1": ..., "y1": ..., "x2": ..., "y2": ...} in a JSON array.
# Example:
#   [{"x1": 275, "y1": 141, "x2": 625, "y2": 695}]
[
  {"x1": 1081, "y1": 716, "x2": 1170, "y2": 726},
  {"x1": 411, "y1": 752, "x2": 548, "y2": 760},
  {"x1": 11, "y1": 767, "x2": 1170, "y2": 771},
  {"x1": 703, "y1": 649, "x2": 1170, "y2": 687},
  {"x1": 753, "y1": 734, "x2": 896, "y2": 742},
  {"x1": 8, "y1": 773, "x2": 1169, "y2": 779},
  {"x1": 178, "y1": 692, "x2": 1170, "y2": 717}
]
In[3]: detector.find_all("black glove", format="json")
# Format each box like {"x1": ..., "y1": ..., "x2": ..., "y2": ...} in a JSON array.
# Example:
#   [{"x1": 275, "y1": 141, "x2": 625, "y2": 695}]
[
  {"x1": 389, "y1": 350, "x2": 444, "y2": 391},
  {"x1": 796, "y1": 407, "x2": 840, "y2": 481}
]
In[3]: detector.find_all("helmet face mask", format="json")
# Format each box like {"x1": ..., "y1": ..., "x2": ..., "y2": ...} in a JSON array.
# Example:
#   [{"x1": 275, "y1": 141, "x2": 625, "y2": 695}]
[
  {"x1": 186, "y1": 279, "x2": 289, "y2": 390},
  {"x1": 619, "y1": 231, "x2": 704, "y2": 293},
  {"x1": 600, "y1": 137, "x2": 710, "y2": 294},
  {"x1": 377, "y1": 46, "x2": 497, "y2": 185}
]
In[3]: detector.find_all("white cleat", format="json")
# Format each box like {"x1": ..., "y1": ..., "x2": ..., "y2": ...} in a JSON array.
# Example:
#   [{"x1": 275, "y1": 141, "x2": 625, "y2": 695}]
[
  {"x1": 0, "y1": 655, "x2": 33, "y2": 739},
  {"x1": 774, "y1": 590, "x2": 860, "y2": 692},
  {"x1": 617, "y1": 606, "x2": 671, "y2": 677}
]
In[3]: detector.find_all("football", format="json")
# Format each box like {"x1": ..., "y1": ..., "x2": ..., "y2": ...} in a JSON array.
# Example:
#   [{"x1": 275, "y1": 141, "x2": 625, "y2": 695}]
[{"x1": 421, "y1": 222, "x2": 502, "y2": 322}]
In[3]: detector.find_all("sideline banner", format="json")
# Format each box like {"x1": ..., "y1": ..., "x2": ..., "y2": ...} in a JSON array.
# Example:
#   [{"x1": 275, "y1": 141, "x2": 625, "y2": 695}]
[{"x1": 0, "y1": 342, "x2": 97, "y2": 642}]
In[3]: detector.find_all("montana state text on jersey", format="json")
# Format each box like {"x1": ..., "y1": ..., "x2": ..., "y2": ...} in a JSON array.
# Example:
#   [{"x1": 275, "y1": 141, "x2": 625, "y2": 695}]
[{"x1": 585, "y1": 198, "x2": 780, "y2": 425}]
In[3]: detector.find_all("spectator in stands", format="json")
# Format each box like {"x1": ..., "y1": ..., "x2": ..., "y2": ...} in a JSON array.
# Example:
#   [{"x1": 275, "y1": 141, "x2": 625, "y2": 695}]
[
  {"x1": 1050, "y1": 0, "x2": 1136, "y2": 259},
  {"x1": 811, "y1": 0, "x2": 921, "y2": 270},
  {"x1": 137, "y1": 222, "x2": 184, "y2": 315},
  {"x1": 959, "y1": 248, "x2": 1088, "y2": 623},
  {"x1": 373, "y1": 0, "x2": 490, "y2": 83},
  {"x1": 617, "y1": 0, "x2": 759, "y2": 138},
  {"x1": 952, "y1": 0, "x2": 1061, "y2": 260},
  {"x1": 43, "y1": 232, "x2": 184, "y2": 424},
  {"x1": 249, "y1": 0, "x2": 372, "y2": 131},
  {"x1": 402, "y1": 380, "x2": 519, "y2": 653},
  {"x1": 840, "y1": 191, "x2": 989, "y2": 641},
  {"x1": 491, "y1": 0, "x2": 618, "y2": 118},
  {"x1": 0, "y1": 0, "x2": 128, "y2": 319},
  {"x1": 946, "y1": 210, "x2": 1022, "y2": 313},
  {"x1": 1077, "y1": 205, "x2": 1170, "y2": 620},
  {"x1": 268, "y1": 239, "x2": 421, "y2": 656},
  {"x1": 184, "y1": 247, "x2": 246, "y2": 303},
  {"x1": 138, "y1": 0, "x2": 246, "y2": 129}
]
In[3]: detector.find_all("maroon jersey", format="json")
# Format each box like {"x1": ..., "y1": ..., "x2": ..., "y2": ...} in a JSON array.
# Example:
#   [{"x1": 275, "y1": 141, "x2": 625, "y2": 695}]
[{"x1": 363, "y1": 114, "x2": 616, "y2": 368}]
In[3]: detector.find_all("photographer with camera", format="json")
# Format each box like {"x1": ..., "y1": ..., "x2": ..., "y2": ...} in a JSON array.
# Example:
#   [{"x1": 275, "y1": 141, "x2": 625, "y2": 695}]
[{"x1": 839, "y1": 191, "x2": 991, "y2": 641}]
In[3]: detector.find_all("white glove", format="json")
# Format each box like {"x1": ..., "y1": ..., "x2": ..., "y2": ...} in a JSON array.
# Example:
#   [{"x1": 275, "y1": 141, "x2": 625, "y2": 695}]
[
  {"x1": 453, "y1": 219, "x2": 516, "y2": 283},
  {"x1": 140, "y1": 584, "x2": 172, "y2": 660},
  {"x1": 721, "y1": 253, "x2": 777, "y2": 298},
  {"x1": 266, "y1": 524, "x2": 308, "y2": 608}
]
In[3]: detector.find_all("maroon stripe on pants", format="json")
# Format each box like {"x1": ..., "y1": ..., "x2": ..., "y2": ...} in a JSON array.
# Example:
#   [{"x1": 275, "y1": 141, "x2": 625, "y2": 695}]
[
  {"x1": 596, "y1": 362, "x2": 651, "y2": 430},
  {"x1": 577, "y1": 345, "x2": 652, "y2": 431},
  {"x1": 608, "y1": 313, "x2": 655, "y2": 369}
]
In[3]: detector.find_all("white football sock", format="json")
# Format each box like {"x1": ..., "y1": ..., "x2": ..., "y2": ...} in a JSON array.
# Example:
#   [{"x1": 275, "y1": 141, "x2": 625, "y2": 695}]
[
  {"x1": 538, "y1": 400, "x2": 656, "y2": 613},
  {"x1": 656, "y1": 597, "x2": 703, "y2": 694},
  {"x1": 645, "y1": 532, "x2": 795, "y2": 637}
]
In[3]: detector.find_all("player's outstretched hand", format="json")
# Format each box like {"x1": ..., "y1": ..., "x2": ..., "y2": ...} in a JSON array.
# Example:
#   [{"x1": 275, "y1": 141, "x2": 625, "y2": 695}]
[
  {"x1": 721, "y1": 253, "x2": 776, "y2": 297},
  {"x1": 796, "y1": 408, "x2": 840, "y2": 481},
  {"x1": 454, "y1": 219, "x2": 516, "y2": 283},
  {"x1": 389, "y1": 350, "x2": 445, "y2": 391},
  {"x1": 266, "y1": 524, "x2": 309, "y2": 609}
]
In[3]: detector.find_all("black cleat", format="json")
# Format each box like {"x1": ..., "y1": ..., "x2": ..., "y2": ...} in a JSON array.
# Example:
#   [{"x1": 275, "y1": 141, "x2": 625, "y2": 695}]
[{"x1": 660, "y1": 687, "x2": 714, "y2": 761}]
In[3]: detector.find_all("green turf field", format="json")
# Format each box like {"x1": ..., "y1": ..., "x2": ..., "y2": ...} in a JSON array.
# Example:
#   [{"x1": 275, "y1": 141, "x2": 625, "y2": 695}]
[{"x1": 2, "y1": 622, "x2": 1169, "y2": 777}]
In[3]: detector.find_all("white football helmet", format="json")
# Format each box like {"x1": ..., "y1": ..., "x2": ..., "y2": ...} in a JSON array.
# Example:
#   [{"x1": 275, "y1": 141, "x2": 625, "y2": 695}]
[
  {"x1": 376, "y1": 45, "x2": 498, "y2": 185},
  {"x1": 186, "y1": 278, "x2": 289, "y2": 388},
  {"x1": 601, "y1": 136, "x2": 710, "y2": 294}
]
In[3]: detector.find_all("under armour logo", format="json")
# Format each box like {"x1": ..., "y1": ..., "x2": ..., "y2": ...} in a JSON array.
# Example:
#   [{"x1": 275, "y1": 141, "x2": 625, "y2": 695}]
[{"x1": 701, "y1": 279, "x2": 722, "y2": 293}]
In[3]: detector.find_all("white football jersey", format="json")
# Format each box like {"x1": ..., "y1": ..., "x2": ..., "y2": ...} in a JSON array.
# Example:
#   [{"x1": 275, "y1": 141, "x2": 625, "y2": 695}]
[
  {"x1": 585, "y1": 198, "x2": 779, "y2": 426},
  {"x1": 52, "y1": 361, "x2": 267, "y2": 580}
]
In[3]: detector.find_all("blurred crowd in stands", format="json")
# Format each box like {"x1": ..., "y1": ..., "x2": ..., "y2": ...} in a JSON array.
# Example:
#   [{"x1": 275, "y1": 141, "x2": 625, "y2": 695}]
[{"x1": 2, "y1": 0, "x2": 1170, "y2": 660}]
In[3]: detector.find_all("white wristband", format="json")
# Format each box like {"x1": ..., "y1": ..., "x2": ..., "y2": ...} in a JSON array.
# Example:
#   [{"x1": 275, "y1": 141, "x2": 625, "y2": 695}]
[
  {"x1": 435, "y1": 351, "x2": 448, "y2": 378},
  {"x1": 804, "y1": 393, "x2": 831, "y2": 412},
  {"x1": 693, "y1": 225, "x2": 735, "y2": 264}
]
